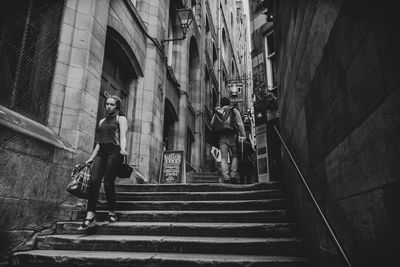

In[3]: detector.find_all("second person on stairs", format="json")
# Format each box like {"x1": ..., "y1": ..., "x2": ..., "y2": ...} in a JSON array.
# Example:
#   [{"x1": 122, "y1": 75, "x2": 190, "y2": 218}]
[
  {"x1": 214, "y1": 97, "x2": 246, "y2": 184},
  {"x1": 78, "y1": 95, "x2": 128, "y2": 231}
]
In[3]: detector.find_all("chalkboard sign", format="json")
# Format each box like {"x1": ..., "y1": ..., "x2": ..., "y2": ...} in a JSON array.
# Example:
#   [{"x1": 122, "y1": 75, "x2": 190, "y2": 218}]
[{"x1": 159, "y1": 150, "x2": 184, "y2": 183}]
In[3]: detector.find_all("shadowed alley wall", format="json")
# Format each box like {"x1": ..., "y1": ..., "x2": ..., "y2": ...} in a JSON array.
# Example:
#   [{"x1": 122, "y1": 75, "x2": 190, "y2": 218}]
[{"x1": 275, "y1": 1, "x2": 400, "y2": 266}]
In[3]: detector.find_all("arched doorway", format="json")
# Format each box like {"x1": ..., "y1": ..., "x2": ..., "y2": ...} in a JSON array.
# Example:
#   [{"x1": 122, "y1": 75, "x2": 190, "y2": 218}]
[
  {"x1": 163, "y1": 99, "x2": 178, "y2": 151},
  {"x1": 95, "y1": 28, "x2": 138, "y2": 137},
  {"x1": 188, "y1": 36, "x2": 201, "y2": 169}
]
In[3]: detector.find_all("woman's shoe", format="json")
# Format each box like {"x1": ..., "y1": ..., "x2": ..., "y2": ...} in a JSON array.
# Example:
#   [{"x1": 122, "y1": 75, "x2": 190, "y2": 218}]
[
  {"x1": 104, "y1": 214, "x2": 117, "y2": 223},
  {"x1": 77, "y1": 217, "x2": 96, "y2": 230},
  {"x1": 108, "y1": 214, "x2": 117, "y2": 223}
]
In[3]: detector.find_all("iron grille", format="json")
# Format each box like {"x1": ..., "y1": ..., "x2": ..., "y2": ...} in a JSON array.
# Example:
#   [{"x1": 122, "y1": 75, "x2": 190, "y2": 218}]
[{"x1": 0, "y1": 0, "x2": 65, "y2": 125}]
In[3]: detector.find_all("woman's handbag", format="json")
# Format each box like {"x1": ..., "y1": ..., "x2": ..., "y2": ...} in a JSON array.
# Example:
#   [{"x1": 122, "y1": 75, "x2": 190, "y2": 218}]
[
  {"x1": 66, "y1": 162, "x2": 91, "y2": 199},
  {"x1": 117, "y1": 156, "x2": 133, "y2": 178}
]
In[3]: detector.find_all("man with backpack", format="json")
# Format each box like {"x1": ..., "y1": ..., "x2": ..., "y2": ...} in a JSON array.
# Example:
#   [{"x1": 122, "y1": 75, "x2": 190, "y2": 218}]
[{"x1": 211, "y1": 97, "x2": 246, "y2": 183}]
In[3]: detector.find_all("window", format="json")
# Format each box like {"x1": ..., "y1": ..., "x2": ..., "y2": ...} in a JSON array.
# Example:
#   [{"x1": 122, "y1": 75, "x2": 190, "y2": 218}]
[
  {"x1": 264, "y1": 32, "x2": 276, "y2": 90},
  {"x1": 0, "y1": 0, "x2": 65, "y2": 125},
  {"x1": 186, "y1": 129, "x2": 194, "y2": 164}
]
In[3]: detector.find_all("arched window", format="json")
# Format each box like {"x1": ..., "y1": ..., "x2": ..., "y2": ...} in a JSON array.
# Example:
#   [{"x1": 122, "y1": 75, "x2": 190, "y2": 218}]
[{"x1": 222, "y1": 28, "x2": 227, "y2": 61}]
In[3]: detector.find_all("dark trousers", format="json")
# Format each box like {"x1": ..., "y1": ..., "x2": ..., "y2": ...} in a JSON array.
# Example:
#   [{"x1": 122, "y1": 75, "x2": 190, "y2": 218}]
[{"x1": 87, "y1": 151, "x2": 121, "y2": 212}]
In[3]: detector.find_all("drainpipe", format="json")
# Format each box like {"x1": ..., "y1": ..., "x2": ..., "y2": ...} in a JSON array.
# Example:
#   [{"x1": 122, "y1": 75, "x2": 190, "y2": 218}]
[{"x1": 218, "y1": 2, "x2": 221, "y2": 104}]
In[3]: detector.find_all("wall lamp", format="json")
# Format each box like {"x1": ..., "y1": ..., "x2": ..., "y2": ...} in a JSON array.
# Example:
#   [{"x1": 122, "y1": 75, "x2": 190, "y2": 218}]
[{"x1": 162, "y1": 8, "x2": 194, "y2": 44}]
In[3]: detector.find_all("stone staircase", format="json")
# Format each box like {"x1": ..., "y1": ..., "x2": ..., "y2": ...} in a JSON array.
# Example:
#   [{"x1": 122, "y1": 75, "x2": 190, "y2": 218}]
[
  {"x1": 11, "y1": 182, "x2": 309, "y2": 266},
  {"x1": 186, "y1": 172, "x2": 220, "y2": 183}
]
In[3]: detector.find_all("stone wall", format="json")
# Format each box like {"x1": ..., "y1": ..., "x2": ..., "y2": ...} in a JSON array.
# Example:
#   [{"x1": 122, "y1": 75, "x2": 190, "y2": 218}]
[
  {"x1": 0, "y1": 108, "x2": 76, "y2": 265},
  {"x1": 276, "y1": 1, "x2": 400, "y2": 266}
]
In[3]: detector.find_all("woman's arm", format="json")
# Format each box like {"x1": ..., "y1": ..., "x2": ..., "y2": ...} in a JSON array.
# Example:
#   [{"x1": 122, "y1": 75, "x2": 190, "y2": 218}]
[
  {"x1": 119, "y1": 116, "x2": 128, "y2": 155},
  {"x1": 86, "y1": 143, "x2": 100, "y2": 163}
]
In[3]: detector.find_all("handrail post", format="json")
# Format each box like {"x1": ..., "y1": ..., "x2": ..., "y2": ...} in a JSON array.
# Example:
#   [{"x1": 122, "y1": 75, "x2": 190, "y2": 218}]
[{"x1": 273, "y1": 125, "x2": 352, "y2": 267}]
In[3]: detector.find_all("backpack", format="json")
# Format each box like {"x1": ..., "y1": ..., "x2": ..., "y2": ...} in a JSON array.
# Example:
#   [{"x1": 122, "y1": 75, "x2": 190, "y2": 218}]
[{"x1": 211, "y1": 106, "x2": 237, "y2": 133}]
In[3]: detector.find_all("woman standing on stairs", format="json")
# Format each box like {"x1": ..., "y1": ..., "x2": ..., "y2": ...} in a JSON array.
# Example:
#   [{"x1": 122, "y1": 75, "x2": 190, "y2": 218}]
[{"x1": 78, "y1": 95, "x2": 128, "y2": 231}]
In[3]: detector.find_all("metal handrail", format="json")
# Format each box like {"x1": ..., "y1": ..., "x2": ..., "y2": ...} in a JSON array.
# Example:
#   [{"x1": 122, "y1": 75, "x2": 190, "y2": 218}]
[{"x1": 273, "y1": 125, "x2": 352, "y2": 267}]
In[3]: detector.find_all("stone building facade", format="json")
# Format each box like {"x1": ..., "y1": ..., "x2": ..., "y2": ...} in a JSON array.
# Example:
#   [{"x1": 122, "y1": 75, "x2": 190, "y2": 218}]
[
  {"x1": 0, "y1": 0, "x2": 250, "y2": 259},
  {"x1": 272, "y1": 0, "x2": 400, "y2": 266}
]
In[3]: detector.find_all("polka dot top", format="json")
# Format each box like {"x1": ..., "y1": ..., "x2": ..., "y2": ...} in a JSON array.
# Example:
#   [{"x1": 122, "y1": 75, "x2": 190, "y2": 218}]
[{"x1": 96, "y1": 115, "x2": 120, "y2": 146}]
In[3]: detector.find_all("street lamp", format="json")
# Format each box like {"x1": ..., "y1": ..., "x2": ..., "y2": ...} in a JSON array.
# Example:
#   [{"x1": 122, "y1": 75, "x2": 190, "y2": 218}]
[
  {"x1": 177, "y1": 8, "x2": 194, "y2": 37},
  {"x1": 162, "y1": 8, "x2": 194, "y2": 44}
]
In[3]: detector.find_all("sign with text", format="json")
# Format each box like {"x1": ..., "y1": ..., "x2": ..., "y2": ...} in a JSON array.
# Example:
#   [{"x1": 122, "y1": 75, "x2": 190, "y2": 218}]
[
  {"x1": 255, "y1": 124, "x2": 270, "y2": 182},
  {"x1": 159, "y1": 150, "x2": 184, "y2": 184}
]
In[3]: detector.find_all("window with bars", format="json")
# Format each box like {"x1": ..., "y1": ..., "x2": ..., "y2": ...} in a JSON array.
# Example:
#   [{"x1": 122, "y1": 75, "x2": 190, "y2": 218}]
[{"x1": 0, "y1": 0, "x2": 65, "y2": 125}]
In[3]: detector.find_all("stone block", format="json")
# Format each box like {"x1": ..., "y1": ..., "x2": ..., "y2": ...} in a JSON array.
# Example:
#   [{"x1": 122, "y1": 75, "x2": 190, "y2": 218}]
[
  {"x1": 81, "y1": 93, "x2": 98, "y2": 118},
  {"x1": 47, "y1": 104, "x2": 63, "y2": 131},
  {"x1": 374, "y1": 18, "x2": 400, "y2": 93},
  {"x1": 0, "y1": 152, "x2": 49, "y2": 200},
  {"x1": 57, "y1": 42, "x2": 72, "y2": 65},
  {"x1": 85, "y1": 69, "x2": 101, "y2": 98},
  {"x1": 88, "y1": 52, "x2": 102, "y2": 78},
  {"x1": 325, "y1": 112, "x2": 400, "y2": 199},
  {"x1": 53, "y1": 63, "x2": 69, "y2": 87},
  {"x1": 1, "y1": 132, "x2": 54, "y2": 162},
  {"x1": 92, "y1": 19, "x2": 107, "y2": 46},
  {"x1": 291, "y1": 106, "x2": 307, "y2": 155},
  {"x1": 305, "y1": 53, "x2": 345, "y2": 130},
  {"x1": 0, "y1": 198, "x2": 19, "y2": 230},
  {"x1": 75, "y1": 12, "x2": 93, "y2": 31},
  {"x1": 66, "y1": 0, "x2": 78, "y2": 10},
  {"x1": 60, "y1": 23, "x2": 74, "y2": 46},
  {"x1": 72, "y1": 29, "x2": 91, "y2": 50},
  {"x1": 309, "y1": 159, "x2": 328, "y2": 203},
  {"x1": 325, "y1": 186, "x2": 400, "y2": 265},
  {"x1": 76, "y1": 131, "x2": 95, "y2": 155},
  {"x1": 326, "y1": 1, "x2": 371, "y2": 72},
  {"x1": 44, "y1": 165, "x2": 71, "y2": 202},
  {"x1": 0, "y1": 230, "x2": 34, "y2": 255},
  {"x1": 65, "y1": 66, "x2": 86, "y2": 91},
  {"x1": 52, "y1": 146, "x2": 76, "y2": 167},
  {"x1": 77, "y1": 0, "x2": 95, "y2": 16},
  {"x1": 89, "y1": 33, "x2": 105, "y2": 63},
  {"x1": 345, "y1": 30, "x2": 385, "y2": 130},
  {"x1": 94, "y1": 0, "x2": 110, "y2": 29},
  {"x1": 70, "y1": 47, "x2": 89, "y2": 67},
  {"x1": 307, "y1": 81, "x2": 350, "y2": 168},
  {"x1": 286, "y1": 0, "x2": 319, "y2": 96},
  {"x1": 59, "y1": 128, "x2": 80, "y2": 148}
]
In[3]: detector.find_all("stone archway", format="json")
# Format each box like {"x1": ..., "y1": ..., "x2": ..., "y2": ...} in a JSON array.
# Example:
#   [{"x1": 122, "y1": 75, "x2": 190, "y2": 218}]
[{"x1": 95, "y1": 27, "x2": 139, "y2": 141}]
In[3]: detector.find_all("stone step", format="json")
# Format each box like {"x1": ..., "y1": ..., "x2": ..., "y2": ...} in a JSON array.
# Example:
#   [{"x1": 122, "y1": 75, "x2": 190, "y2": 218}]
[
  {"x1": 186, "y1": 173, "x2": 220, "y2": 183},
  {"x1": 115, "y1": 182, "x2": 281, "y2": 192},
  {"x1": 36, "y1": 235, "x2": 304, "y2": 256},
  {"x1": 186, "y1": 172, "x2": 219, "y2": 176},
  {"x1": 109, "y1": 189, "x2": 283, "y2": 201},
  {"x1": 187, "y1": 178, "x2": 220, "y2": 183},
  {"x1": 96, "y1": 199, "x2": 287, "y2": 211},
  {"x1": 72, "y1": 210, "x2": 290, "y2": 223},
  {"x1": 12, "y1": 250, "x2": 309, "y2": 267},
  {"x1": 56, "y1": 222, "x2": 298, "y2": 237}
]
